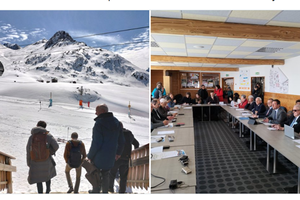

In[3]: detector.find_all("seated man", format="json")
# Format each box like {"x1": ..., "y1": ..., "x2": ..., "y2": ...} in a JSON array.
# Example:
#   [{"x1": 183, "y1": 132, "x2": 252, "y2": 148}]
[
  {"x1": 167, "y1": 93, "x2": 176, "y2": 108},
  {"x1": 158, "y1": 98, "x2": 176, "y2": 120},
  {"x1": 263, "y1": 99, "x2": 287, "y2": 124},
  {"x1": 151, "y1": 101, "x2": 168, "y2": 131},
  {"x1": 245, "y1": 95, "x2": 255, "y2": 111},
  {"x1": 273, "y1": 104, "x2": 300, "y2": 133},
  {"x1": 264, "y1": 98, "x2": 273, "y2": 118},
  {"x1": 238, "y1": 94, "x2": 248, "y2": 108},
  {"x1": 251, "y1": 97, "x2": 266, "y2": 118}
]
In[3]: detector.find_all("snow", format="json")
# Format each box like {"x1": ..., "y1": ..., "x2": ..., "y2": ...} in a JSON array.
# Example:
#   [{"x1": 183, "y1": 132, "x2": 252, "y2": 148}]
[{"x1": 0, "y1": 81, "x2": 150, "y2": 194}]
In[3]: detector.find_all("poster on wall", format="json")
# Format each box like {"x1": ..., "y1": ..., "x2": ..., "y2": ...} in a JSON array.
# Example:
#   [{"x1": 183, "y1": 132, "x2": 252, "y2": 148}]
[
  {"x1": 269, "y1": 67, "x2": 289, "y2": 93},
  {"x1": 239, "y1": 69, "x2": 250, "y2": 90}
]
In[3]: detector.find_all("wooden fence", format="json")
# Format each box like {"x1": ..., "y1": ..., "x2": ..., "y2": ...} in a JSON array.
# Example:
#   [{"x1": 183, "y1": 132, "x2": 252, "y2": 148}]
[
  {"x1": 0, "y1": 151, "x2": 16, "y2": 193},
  {"x1": 127, "y1": 143, "x2": 149, "y2": 190}
]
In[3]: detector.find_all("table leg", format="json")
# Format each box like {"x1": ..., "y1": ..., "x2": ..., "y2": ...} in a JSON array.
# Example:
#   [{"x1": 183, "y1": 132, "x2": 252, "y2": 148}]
[
  {"x1": 239, "y1": 122, "x2": 242, "y2": 137},
  {"x1": 254, "y1": 132, "x2": 256, "y2": 151},
  {"x1": 273, "y1": 149, "x2": 277, "y2": 174},
  {"x1": 298, "y1": 167, "x2": 300, "y2": 193},
  {"x1": 250, "y1": 130, "x2": 253, "y2": 151},
  {"x1": 266, "y1": 143, "x2": 270, "y2": 172},
  {"x1": 201, "y1": 107, "x2": 203, "y2": 122}
]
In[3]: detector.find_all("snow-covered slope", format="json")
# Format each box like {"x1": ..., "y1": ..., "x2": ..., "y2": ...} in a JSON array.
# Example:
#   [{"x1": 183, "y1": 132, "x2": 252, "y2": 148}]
[
  {"x1": 0, "y1": 81, "x2": 149, "y2": 194},
  {"x1": 0, "y1": 31, "x2": 149, "y2": 87}
]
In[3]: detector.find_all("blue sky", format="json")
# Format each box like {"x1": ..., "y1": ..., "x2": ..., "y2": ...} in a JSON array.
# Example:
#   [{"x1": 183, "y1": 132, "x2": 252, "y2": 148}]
[{"x1": 0, "y1": 10, "x2": 149, "y2": 69}]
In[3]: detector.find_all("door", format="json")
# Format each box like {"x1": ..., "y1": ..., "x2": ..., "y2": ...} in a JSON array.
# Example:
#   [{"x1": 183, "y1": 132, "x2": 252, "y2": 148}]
[
  {"x1": 251, "y1": 77, "x2": 265, "y2": 102},
  {"x1": 222, "y1": 77, "x2": 234, "y2": 103}
]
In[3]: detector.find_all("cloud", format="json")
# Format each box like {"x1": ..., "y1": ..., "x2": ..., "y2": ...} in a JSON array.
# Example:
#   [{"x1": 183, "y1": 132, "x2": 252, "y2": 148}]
[
  {"x1": 0, "y1": 23, "x2": 46, "y2": 44},
  {"x1": 29, "y1": 28, "x2": 46, "y2": 37},
  {"x1": 114, "y1": 29, "x2": 149, "y2": 70}
]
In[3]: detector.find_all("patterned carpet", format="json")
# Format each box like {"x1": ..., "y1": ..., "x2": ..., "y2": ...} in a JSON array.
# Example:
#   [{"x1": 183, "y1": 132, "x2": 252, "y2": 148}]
[{"x1": 194, "y1": 117, "x2": 299, "y2": 193}]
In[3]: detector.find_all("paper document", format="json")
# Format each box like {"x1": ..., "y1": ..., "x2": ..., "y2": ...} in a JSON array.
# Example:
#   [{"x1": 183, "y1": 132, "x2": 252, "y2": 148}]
[
  {"x1": 267, "y1": 127, "x2": 277, "y2": 131},
  {"x1": 263, "y1": 122, "x2": 272, "y2": 126},
  {"x1": 183, "y1": 107, "x2": 192, "y2": 109},
  {"x1": 293, "y1": 140, "x2": 300, "y2": 144},
  {"x1": 151, "y1": 150, "x2": 186, "y2": 160},
  {"x1": 157, "y1": 130, "x2": 175, "y2": 135},
  {"x1": 157, "y1": 123, "x2": 173, "y2": 129},
  {"x1": 242, "y1": 113, "x2": 251, "y2": 116},
  {"x1": 236, "y1": 109, "x2": 244, "y2": 111},
  {"x1": 296, "y1": 145, "x2": 300, "y2": 149},
  {"x1": 151, "y1": 146, "x2": 163, "y2": 153}
]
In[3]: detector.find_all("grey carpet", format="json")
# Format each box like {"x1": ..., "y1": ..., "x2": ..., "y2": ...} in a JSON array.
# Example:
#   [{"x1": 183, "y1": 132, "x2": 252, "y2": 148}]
[{"x1": 194, "y1": 118, "x2": 298, "y2": 193}]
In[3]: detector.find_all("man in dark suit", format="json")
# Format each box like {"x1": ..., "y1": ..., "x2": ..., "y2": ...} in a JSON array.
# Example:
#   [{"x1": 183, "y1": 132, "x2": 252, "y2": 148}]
[
  {"x1": 151, "y1": 102, "x2": 168, "y2": 131},
  {"x1": 263, "y1": 99, "x2": 287, "y2": 124},
  {"x1": 273, "y1": 104, "x2": 300, "y2": 133},
  {"x1": 151, "y1": 99, "x2": 168, "y2": 121},
  {"x1": 245, "y1": 95, "x2": 255, "y2": 111},
  {"x1": 264, "y1": 98, "x2": 273, "y2": 118},
  {"x1": 251, "y1": 97, "x2": 266, "y2": 118}
]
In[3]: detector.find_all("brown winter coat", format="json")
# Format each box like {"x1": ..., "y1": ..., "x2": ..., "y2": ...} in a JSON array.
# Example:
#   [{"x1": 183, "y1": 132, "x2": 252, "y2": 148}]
[
  {"x1": 26, "y1": 126, "x2": 59, "y2": 184},
  {"x1": 63, "y1": 139, "x2": 86, "y2": 164}
]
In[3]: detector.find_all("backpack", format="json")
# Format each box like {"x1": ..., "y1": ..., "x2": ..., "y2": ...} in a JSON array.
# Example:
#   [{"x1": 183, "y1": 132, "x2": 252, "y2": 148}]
[
  {"x1": 68, "y1": 141, "x2": 82, "y2": 168},
  {"x1": 30, "y1": 133, "x2": 50, "y2": 162}
]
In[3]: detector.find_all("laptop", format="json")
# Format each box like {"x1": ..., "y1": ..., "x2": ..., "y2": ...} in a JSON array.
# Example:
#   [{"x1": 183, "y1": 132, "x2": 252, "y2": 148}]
[{"x1": 284, "y1": 124, "x2": 300, "y2": 139}]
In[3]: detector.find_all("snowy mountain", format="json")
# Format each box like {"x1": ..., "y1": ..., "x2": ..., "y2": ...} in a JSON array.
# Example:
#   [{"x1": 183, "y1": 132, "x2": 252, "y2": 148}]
[
  {"x1": 0, "y1": 31, "x2": 149, "y2": 87},
  {"x1": 3, "y1": 43, "x2": 21, "y2": 50}
]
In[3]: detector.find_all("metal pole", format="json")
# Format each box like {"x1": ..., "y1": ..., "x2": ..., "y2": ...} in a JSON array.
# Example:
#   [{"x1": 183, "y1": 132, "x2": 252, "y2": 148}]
[
  {"x1": 273, "y1": 149, "x2": 277, "y2": 174},
  {"x1": 250, "y1": 130, "x2": 253, "y2": 151},
  {"x1": 266, "y1": 144, "x2": 270, "y2": 173}
]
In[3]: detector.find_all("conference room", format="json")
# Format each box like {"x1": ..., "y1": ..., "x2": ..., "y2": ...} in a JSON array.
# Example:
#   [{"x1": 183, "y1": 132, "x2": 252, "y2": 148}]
[{"x1": 150, "y1": 10, "x2": 300, "y2": 194}]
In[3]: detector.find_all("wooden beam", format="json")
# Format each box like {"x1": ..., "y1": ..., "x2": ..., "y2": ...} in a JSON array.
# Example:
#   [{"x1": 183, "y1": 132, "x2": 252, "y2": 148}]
[
  {"x1": 152, "y1": 55, "x2": 284, "y2": 65},
  {"x1": 151, "y1": 65, "x2": 239, "y2": 72},
  {"x1": 0, "y1": 163, "x2": 16, "y2": 172},
  {"x1": 152, "y1": 17, "x2": 300, "y2": 42}
]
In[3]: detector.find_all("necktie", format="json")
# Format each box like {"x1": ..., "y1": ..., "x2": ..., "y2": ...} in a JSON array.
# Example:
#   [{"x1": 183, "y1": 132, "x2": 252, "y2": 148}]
[
  {"x1": 266, "y1": 108, "x2": 271, "y2": 116},
  {"x1": 154, "y1": 109, "x2": 161, "y2": 119},
  {"x1": 274, "y1": 110, "x2": 277, "y2": 120},
  {"x1": 290, "y1": 117, "x2": 297, "y2": 127}
]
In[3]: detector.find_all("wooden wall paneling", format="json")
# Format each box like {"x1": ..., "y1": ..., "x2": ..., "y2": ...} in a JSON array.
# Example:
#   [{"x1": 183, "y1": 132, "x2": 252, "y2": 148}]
[
  {"x1": 151, "y1": 70, "x2": 163, "y2": 93},
  {"x1": 264, "y1": 92, "x2": 300, "y2": 112}
]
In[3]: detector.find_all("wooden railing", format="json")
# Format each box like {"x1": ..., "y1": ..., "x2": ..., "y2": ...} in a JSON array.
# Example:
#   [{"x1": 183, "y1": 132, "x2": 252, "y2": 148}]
[
  {"x1": 0, "y1": 151, "x2": 16, "y2": 193},
  {"x1": 127, "y1": 143, "x2": 149, "y2": 190}
]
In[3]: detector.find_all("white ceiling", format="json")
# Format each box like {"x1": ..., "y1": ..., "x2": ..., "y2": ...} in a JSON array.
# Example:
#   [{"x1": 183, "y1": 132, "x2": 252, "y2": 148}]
[{"x1": 151, "y1": 10, "x2": 300, "y2": 68}]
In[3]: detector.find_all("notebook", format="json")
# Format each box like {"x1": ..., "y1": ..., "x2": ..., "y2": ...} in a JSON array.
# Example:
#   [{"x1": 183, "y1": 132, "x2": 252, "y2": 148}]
[{"x1": 284, "y1": 124, "x2": 300, "y2": 139}]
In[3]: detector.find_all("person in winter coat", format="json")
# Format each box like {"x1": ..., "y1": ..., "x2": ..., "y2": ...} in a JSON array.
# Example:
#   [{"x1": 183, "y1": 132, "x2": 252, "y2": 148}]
[
  {"x1": 214, "y1": 85, "x2": 224, "y2": 102},
  {"x1": 64, "y1": 132, "x2": 87, "y2": 193},
  {"x1": 227, "y1": 87, "x2": 233, "y2": 103},
  {"x1": 197, "y1": 85, "x2": 208, "y2": 104},
  {"x1": 87, "y1": 104, "x2": 125, "y2": 193},
  {"x1": 151, "y1": 82, "x2": 166, "y2": 99},
  {"x1": 26, "y1": 121, "x2": 59, "y2": 194},
  {"x1": 108, "y1": 122, "x2": 139, "y2": 193}
]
